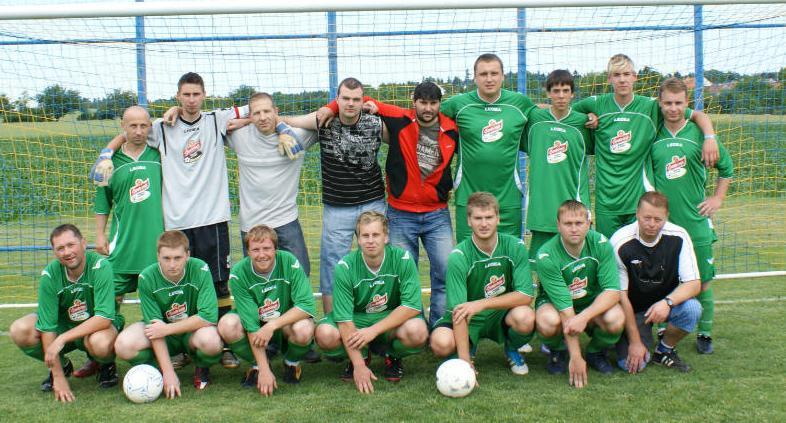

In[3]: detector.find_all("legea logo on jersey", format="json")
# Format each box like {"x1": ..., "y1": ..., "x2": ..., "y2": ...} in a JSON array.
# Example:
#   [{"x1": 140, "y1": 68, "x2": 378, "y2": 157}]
[
  {"x1": 568, "y1": 277, "x2": 588, "y2": 300},
  {"x1": 365, "y1": 293, "x2": 388, "y2": 313},
  {"x1": 481, "y1": 119, "x2": 504, "y2": 143},
  {"x1": 129, "y1": 178, "x2": 151, "y2": 203},
  {"x1": 547, "y1": 140, "x2": 568, "y2": 164},
  {"x1": 68, "y1": 299, "x2": 90, "y2": 322},
  {"x1": 165, "y1": 302, "x2": 188, "y2": 321},
  {"x1": 666, "y1": 155, "x2": 687, "y2": 179},
  {"x1": 258, "y1": 298, "x2": 281, "y2": 322},
  {"x1": 484, "y1": 275, "x2": 506, "y2": 298},
  {"x1": 610, "y1": 130, "x2": 632, "y2": 153},
  {"x1": 183, "y1": 139, "x2": 204, "y2": 164}
]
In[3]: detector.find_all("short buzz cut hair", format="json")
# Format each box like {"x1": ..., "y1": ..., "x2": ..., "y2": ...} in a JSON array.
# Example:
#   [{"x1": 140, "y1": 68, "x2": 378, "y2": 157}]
[
  {"x1": 337, "y1": 77, "x2": 363, "y2": 96},
  {"x1": 412, "y1": 81, "x2": 442, "y2": 102},
  {"x1": 466, "y1": 192, "x2": 500, "y2": 217},
  {"x1": 545, "y1": 69, "x2": 575, "y2": 92},
  {"x1": 355, "y1": 211, "x2": 388, "y2": 236},
  {"x1": 248, "y1": 92, "x2": 275, "y2": 110},
  {"x1": 157, "y1": 230, "x2": 190, "y2": 253},
  {"x1": 607, "y1": 54, "x2": 635, "y2": 74},
  {"x1": 557, "y1": 200, "x2": 590, "y2": 222},
  {"x1": 49, "y1": 224, "x2": 83, "y2": 246},
  {"x1": 177, "y1": 72, "x2": 205, "y2": 92},
  {"x1": 244, "y1": 224, "x2": 278, "y2": 250},
  {"x1": 658, "y1": 77, "x2": 689, "y2": 99},
  {"x1": 474, "y1": 53, "x2": 504, "y2": 74},
  {"x1": 638, "y1": 191, "x2": 669, "y2": 212}
]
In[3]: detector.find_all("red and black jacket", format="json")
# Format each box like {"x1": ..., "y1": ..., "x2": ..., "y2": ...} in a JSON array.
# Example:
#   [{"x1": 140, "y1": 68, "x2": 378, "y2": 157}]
[{"x1": 327, "y1": 98, "x2": 458, "y2": 213}]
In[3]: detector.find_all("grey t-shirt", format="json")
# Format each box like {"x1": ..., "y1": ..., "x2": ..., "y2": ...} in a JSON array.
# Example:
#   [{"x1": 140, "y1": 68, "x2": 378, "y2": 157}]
[{"x1": 417, "y1": 123, "x2": 442, "y2": 179}]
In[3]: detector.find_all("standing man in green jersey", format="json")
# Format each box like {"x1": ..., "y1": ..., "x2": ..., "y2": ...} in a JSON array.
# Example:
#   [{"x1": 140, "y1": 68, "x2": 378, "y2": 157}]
[
  {"x1": 114, "y1": 231, "x2": 222, "y2": 398},
  {"x1": 80, "y1": 106, "x2": 164, "y2": 378},
  {"x1": 10, "y1": 224, "x2": 119, "y2": 402},
  {"x1": 218, "y1": 225, "x2": 316, "y2": 395},
  {"x1": 523, "y1": 70, "x2": 593, "y2": 266},
  {"x1": 315, "y1": 212, "x2": 428, "y2": 394},
  {"x1": 440, "y1": 53, "x2": 537, "y2": 240},
  {"x1": 650, "y1": 78, "x2": 733, "y2": 354},
  {"x1": 573, "y1": 54, "x2": 720, "y2": 237},
  {"x1": 534, "y1": 201, "x2": 624, "y2": 387},
  {"x1": 431, "y1": 192, "x2": 536, "y2": 378}
]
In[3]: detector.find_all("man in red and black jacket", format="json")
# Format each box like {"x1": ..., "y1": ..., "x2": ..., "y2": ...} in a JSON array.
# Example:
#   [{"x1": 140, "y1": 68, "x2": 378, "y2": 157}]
[{"x1": 321, "y1": 81, "x2": 458, "y2": 328}]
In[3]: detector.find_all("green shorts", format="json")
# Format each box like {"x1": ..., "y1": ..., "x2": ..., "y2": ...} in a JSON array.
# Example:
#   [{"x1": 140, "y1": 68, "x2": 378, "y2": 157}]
[
  {"x1": 455, "y1": 205, "x2": 522, "y2": 242},
  {"x1": 320, "y1": 311, "x2": 396, "y2": 345},
  {"x1": 49, "y1": 317, "x2": 123, "y2": 354},
  {"x1": 163, "y1": 332, "x2": 195, "y2": 356},
  {"x1": 534, "y1": 295, "x2": 590, "y2": 315},
  {"x1": 226, "y1": 310, "x2": 288, "y2": 354},
  {"x1": 435, "y1": 309, "x2": 510, "y2": 346},
  {"x1": 595, "y1": 213, "x2": 636, "y2": 238},
  {"x1": 114, "y1": 273, "x2": 139, "y2": 296},
  {"x1": 694, "y1": 243, "x2": 716, "y2": 283},
  {"x1": 528, "y1": 231, "x2": 557, "y2": 266}
]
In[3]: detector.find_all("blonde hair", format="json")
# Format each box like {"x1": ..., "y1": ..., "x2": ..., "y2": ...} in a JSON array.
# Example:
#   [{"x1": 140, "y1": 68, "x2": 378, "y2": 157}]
[
  {"x1": 244, "y1": 224, "x2": 278, "y2": 250},
  {"x1": 607, "y1": 54, "x2": 635, "y2": 74},
  {"x1": 466, "y1": 192, "x2": 500, "y2": 217},
  {"x1": 157, "y1": 230, "x2": 189, "y2": 252},
  {"x1": 355, "y1": 211, "x2": 388, "y2": 236}
]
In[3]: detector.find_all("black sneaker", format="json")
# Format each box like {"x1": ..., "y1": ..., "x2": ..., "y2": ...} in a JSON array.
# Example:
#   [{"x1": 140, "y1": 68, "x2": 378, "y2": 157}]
[
  {"x1": 652, "y1": 349, "x2": 691, "y2": 372},
  {"x1": 340, "y1": 356, "x2": 371, "y2": 381},
  {"x1": 241, "y1": 367, "x2": 259, "y2": 388},
  {"x1": 193, "y1": 367, "x2": 211, "y2": 390},
  {"x1": 97, "y1": 362, "x2": 118, "y2": 388},
  {"x1": 696, "y1": 335, "x2": 714, "y2": 355},
  {"x1": 585, "y1": 350, "x2": 614, "y2": 375},
  {"x1": 304, "y1": 348, "x2": 322, "y2": 364},
  {"x1": 41, "y1": 358, "x2": 73, "y2": 392},
  {"x1": 283, "y1": 362, "x2": 302, "y2": 384},
  {"x1": 546, "y1": 349, "x2": 568, "y2": 375},
  {"x1": 383, "y1": 356, "x2": 403, "y2": 382}
]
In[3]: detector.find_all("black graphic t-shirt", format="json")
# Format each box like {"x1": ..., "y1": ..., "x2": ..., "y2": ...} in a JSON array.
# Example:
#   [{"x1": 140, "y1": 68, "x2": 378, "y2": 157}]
[{"x1": 417, "y1": 123, "x2": 442, "y2": 179}]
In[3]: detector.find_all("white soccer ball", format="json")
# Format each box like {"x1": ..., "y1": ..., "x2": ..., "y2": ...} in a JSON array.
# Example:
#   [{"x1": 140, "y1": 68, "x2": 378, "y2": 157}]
[
  {"x1": 436, "y1": 358, "x2": 476, "y2": 398},
  {"x1": 123, "y1": 364, "x2": 164, "y2": 404}
]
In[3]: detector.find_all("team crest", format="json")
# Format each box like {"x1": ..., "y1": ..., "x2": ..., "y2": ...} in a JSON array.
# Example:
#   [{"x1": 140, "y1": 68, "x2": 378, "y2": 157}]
[
  {"x1": 183, "y1": 139, "x2": 204, "y2": 164},
  {"x1": 484, "y1": 275, "x2": 506, "y2": 298},
  {"x1": 129, "y1": 178, "x2": 151, "y2": 203},
  {"x1": 68, "y1": 299, "x2": 90, "y2": 322},
  {"x1": 547, "y1": 140, "x2": 568, "y2": 164},
  {"x1": 665, "y1": 155, "x2": 687, "y2": 179},
  {"x1": 258, "y1": 298, "x2": 281, "y2": 322},
  {"x1": 568, "y1": 277, "x2": 588, "y2": 299},
  {"x1": 365, "y1": 293, "x2": 389, "y2": 313},
  {"x1": 610, "y1": 130, "x2": 632, "y2": 153},
  {"x1": 165, "y1": 302, "x2": 188, "y2": 321},
  {"x1": 481, "y1": 119, "x2": 504, "y2": 143}
]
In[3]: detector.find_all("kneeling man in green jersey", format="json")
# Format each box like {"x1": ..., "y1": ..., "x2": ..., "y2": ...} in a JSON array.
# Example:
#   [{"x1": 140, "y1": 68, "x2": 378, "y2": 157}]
[{"x1": 315, "y1": 212, "x2": 428, "y2": 394}]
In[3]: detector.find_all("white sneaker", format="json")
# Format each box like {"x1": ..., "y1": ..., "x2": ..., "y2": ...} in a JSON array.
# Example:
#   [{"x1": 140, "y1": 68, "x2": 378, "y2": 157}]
[{"x1": 517, "y1": 343, "x2": 533, "y2": 354}]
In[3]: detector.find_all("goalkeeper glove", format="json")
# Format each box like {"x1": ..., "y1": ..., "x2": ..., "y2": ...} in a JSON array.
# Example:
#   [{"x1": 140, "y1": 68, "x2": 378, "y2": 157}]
[
  {"x1": 89, "y1": 148, "x2": 114, "y2": 186},
  {"x1": 275, "y1": 122, "x2": 305, "y2": 160}
]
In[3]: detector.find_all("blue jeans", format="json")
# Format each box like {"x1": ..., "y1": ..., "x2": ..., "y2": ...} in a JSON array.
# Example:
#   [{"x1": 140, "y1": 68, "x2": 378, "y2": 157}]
[
  {"x1": 320, "y1": 199, "x2": 386, "y2": 295},
  {"x1": 386, "y1": 206, "x2": 453, "y2": 328},
  {"x1": 240, "y1": 218, "x2": 311, "y2": 276}
]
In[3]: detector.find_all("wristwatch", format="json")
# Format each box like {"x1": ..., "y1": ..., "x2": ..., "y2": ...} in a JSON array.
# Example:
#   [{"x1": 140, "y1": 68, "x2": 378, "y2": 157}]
[{"x1": 664, "y1": 297, "x2": 674, "y2": 308}]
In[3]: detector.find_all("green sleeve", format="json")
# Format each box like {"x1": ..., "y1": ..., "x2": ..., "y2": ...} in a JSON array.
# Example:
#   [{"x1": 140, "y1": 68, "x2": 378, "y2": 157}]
[
  {"x1": 445, "y1": 251, "x2": 469, "y2": 312},
  {"x1": 332, "y1": 261, "x2": 354, "y2": 322},
  {"x1": 596, "y1": 236, "x2": 621, "y2": 291},
  {"x1": 94, "y1": 185, "x2": 112, "y2": 215},
  {"x1": 91, "y1": 258, "x2": 116, "y2": 320},
  {"x1": 288, "y1": 258, "x2": 316, "y2": 317},
  {"x1": 715, "y1": 143, "x2": 734, "y2": 178},
  {"x1": 229, "y1": 273, "x2": 261, "y2": 332},
  {"x1": 518, "y1": 94, "x2": 536, "y2": 114},
  {"x1": 512, "y1": 240, "x2": 534, "y2": 296},
  {"x1": 439, "y1": 96, "x2": 458, "y2": 119},
  {"x1": 572, "y1": 97, "x2": 596, "y2": 115},
  {"x1": 35, "y1": 269, "x2": 59, "y2": 332},
  {"x1": 196, "y1": 266, "x2": 218, "y2": 324},
  {"x1": 397, "y1": 251, "x2": 423, "y2": 312},
  {"x1": 536, "y1": 254, "x2": 574, "y2": 311},
  {"x1": 138, "y1": 272, "x2": 163, "y2": 324}
]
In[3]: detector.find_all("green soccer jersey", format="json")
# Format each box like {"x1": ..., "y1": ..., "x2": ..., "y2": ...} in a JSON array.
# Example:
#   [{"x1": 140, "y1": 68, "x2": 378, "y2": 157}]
[
  {"x1": 332, "y1": 245, "x2": 422, "y2": 323},
  {"x1": 524, "y1": 107, "x2": 593, "y2": 232},
  {"x1": 138, "y1": 258, "x2": 218, "y2": 325},
  {"x1": 441, "y1": 89, "x2": 536, "y2": 210},
  {"x1": 35, "y1": 251, "x2": 116, "y2": 333},
  {"x1": 535, "y1": 230, "x2": 619, "y2": 311},
  {"x1": 95, "y1": 146, "x2": 163, "y2": 274},
  {"x1": 651, "y1": 121, "x2": 733, "y2": 246},
  {"x1": 229, "y1": 252, "x2": 316, "y2": 333},
  {"x1": 574, "y1": 94, "x2": 691, "y2": 215},
  {"x1": 444, "y1": 233, "x2": 534, "y2": 321}
]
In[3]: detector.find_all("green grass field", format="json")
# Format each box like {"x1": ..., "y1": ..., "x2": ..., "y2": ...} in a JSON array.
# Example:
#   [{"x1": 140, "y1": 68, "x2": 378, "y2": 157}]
[{"x1": 0, "y1": 276, "x2": 784, "y2": 422}]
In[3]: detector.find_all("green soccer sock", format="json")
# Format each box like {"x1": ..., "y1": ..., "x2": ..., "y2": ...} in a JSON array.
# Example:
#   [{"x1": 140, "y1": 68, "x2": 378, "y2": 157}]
[
  {"x1": 388, "y1": 339, "x2": 423, "y2": 359},
  {"x1": 540, "y1": 334, "x2": 566, "y2": 351},
  {"x1": 697, "y1": 288, "x2": 714, "y2": 337},
  {"x1": 506, "y1": 329, "x2": 534, "y2": 350},
  {"x1": 321, "y1": 345, "x2": 347, "y2": 361},
  {"x1": 228, "y1": 338, "x2": 256, "y2": 364},
  {"x1": 20, "y1": 343, "x2": 44, "y2": 361},
  {"x1": 194, "y1": 348, "x2": 222, "y2": 368},
  {"x1": 284, "y1": 340, "x2": 310, "y2": 363},
  {"x1": 587, "y1": 328, "x2": 622, "y2": 353},
  {"x1": 127, "y1": 348, "x2": 155, "y2": 366},
  {"x1": 93, "y1": 352, "x2": 115, "y2": 365}
]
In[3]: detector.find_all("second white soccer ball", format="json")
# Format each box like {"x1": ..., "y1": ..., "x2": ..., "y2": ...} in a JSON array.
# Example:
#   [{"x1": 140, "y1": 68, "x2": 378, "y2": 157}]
[
  {"x1": 436, "y1": 358, "x2": 476, "y2": 398},
  {"x1": 123, "y1": 364, "x2": 164, "y2": 404}
]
